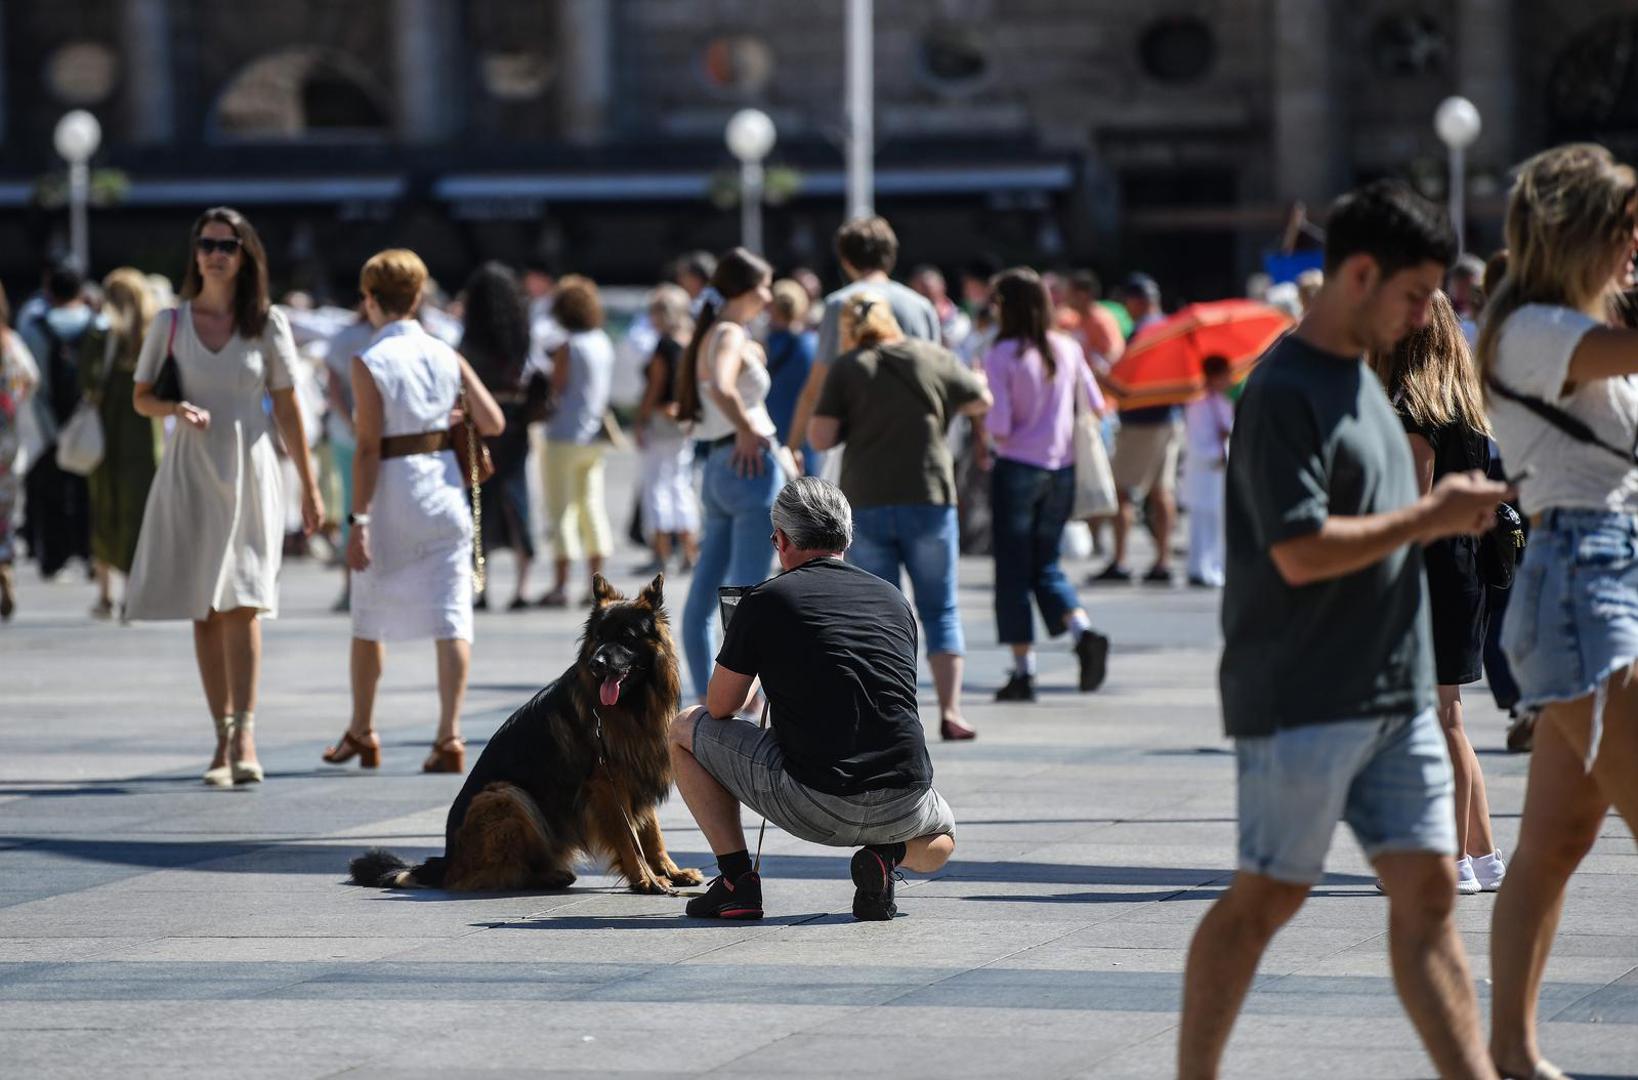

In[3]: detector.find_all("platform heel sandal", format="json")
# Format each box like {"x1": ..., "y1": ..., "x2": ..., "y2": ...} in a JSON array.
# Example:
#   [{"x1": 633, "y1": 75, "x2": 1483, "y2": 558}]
[
  {"x1": 422, "y1": 736, "x2": 465, "y2": 774},
  {"x1": 230, "y1": 712, "x2": 264, "y2": 784},
  {"x1": 321, "y1": 729, "x2": 381, "y2": 769},
  {"x1": 203, "y1": 716, "x2": 234, "y2": 787}
]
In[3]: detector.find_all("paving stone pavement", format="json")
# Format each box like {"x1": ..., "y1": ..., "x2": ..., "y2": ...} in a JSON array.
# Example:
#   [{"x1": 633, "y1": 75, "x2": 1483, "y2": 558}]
[{"x1": 2, "y1": 457, "x2": 1635, "y2": 1079}]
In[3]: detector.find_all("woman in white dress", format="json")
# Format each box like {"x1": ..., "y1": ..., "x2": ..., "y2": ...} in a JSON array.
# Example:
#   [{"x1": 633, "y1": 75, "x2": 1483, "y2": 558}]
[
  {"x1": 321, "y1": 249, "x2": 503, "y2": 775},
  {"x1": 128, "y1": 207, "x2": 325, "y2": 786}
]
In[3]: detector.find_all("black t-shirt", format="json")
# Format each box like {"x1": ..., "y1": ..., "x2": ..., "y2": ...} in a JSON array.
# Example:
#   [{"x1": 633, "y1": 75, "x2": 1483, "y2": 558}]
[
  {"x1": 649, "y1": 337, "x2": 682, "y2": 406},
  {"x1": 1400, "y1": 410, "x2": 1490, "y2": 610},
  {"x1": 715, "y1": 558, "x2": 933, "y2": 795},
  {"x1": 1219, "y1": 334, "x2": 1435, "y2": 736}
]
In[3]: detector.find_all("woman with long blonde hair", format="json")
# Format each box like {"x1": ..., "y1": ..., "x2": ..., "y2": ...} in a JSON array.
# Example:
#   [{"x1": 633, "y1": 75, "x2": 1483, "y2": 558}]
[
  {"x1": 1478, "y1": 143, "x2": 1638, "y2": 1080},
  {"x1": 1371, "y1": 289, "x2": 1503, "y2": 898},
  {"x1": 80, "y1": 267, "x2": 162, "y2": 617}
]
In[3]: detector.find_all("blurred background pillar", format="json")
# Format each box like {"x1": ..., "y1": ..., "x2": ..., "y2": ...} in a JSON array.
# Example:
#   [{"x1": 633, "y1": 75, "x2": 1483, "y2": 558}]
[
  {"x1": 394, "y1": 0, "x2": 459, "y2": 143},
  {"x1": 0, "y1": 2, "x2": 8, "y2": 146},
  {"x1": 1455, "y1": 0, "x2": 1515, "y2": 171},
  {"x1": 1271, "y1": 0, "x2": 1341, "y2": 207},
  {"x1": 561, "y1": 0, "x2": 612, "y2": 143},
  {"x1": 121, "y1": 0, "x2": 175, "y2": 143},
  {"x1": 845, "y1": 0, "x2": 874, "y2": 220}
]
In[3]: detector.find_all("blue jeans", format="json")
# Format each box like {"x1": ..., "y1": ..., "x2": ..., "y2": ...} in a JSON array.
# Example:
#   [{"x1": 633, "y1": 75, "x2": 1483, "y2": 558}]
[
  {"x1": 847, "y1": 503, "x2": 964, "y2": 655},
  {"x1": 683, "y1": 443, "x2": 783, "y2": 699},
  {"x1": 990, "y1": 457, "x2": 1079, "y2": 644}
]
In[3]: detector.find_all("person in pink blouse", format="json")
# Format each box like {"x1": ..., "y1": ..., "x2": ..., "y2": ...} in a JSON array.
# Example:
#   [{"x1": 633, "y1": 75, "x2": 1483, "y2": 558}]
[{"x1": 982, "y1": 267, "x2": 1111, "y2": 702}]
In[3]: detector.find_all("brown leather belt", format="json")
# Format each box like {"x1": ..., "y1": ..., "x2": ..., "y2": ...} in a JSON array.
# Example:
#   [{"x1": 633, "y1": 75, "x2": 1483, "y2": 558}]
[{"x1": 380, "y1": 431, "x2": 451, "y2": 459}]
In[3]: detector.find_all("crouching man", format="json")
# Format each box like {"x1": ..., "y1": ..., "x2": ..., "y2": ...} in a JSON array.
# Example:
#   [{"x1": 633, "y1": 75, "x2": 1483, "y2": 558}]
[{"x1": 669, "y1": 477, "x2": 956, "y2": 921}]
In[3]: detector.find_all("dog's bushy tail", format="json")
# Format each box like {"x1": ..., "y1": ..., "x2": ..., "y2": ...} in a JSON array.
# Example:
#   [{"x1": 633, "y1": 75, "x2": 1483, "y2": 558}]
[{"x1": 349, "y1": 848, "x2": 445, "y2": 888}]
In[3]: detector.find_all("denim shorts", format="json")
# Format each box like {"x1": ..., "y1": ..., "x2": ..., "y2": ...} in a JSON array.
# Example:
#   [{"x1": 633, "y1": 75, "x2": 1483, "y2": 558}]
[
  {"x1": 1503, "y1": 509, "x2": 1638, "y2": 766},
  {"x1": 690, "y1": 711, "x2": 956, "y2": 848},
  {"x1": 1235, "y1": 709, "x2": 1455, "y2": 885}
]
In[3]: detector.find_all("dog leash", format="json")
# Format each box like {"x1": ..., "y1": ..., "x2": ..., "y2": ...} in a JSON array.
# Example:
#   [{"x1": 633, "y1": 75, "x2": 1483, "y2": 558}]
[
  {"x1": 752, "y1": 695, "x2": 770, "y2": 874},
  {"x1": 593, "y1": 708, "x2": 678, "y2": 897}
]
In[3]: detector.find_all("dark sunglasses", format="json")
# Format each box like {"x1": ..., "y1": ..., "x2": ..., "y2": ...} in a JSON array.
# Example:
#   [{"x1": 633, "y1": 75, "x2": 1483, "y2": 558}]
[{"x1": 197, "y1": 237, "x2": 242, "y2": 256}]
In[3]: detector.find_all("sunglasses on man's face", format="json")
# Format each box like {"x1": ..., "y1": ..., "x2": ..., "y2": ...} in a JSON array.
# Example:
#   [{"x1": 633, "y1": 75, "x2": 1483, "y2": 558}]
[{"x1": 197, "y1": 237, "x2": 242, "y2": 257}]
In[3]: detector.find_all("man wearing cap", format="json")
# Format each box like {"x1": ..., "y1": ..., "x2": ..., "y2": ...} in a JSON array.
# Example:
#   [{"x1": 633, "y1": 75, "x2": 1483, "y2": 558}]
[{"x1": 1093, "y1": 272, "x2": 1182, "y2": 585}]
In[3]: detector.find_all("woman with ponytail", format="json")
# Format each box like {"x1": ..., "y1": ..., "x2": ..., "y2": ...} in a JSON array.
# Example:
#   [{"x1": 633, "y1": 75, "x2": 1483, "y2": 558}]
[
  {"x1": 981, "y1": 267, "x2": 1109, "y2": 702},
  {"x1": 677, "y1": 247, "x2": 786, "y2": 701}
]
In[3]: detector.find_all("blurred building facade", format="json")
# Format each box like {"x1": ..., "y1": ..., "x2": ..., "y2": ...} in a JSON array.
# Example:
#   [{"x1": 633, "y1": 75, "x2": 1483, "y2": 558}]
[{"x1": 2, "y1": 0, "x2": 1636, "y2": 299}]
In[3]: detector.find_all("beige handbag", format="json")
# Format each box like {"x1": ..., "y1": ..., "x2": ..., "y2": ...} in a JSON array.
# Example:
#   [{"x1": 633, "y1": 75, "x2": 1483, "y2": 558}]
[{"x1": 1071, "y1": 373, "x2": 1117, "y2": 519}]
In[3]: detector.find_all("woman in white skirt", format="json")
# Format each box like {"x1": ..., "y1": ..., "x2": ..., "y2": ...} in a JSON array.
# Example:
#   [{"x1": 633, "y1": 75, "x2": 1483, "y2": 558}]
[
  {"x1": 321, "y1": 249, "x2": 503, "y2": 775},
  {"x1": 128, "y1": 207, "x2": 324, "y2": 786},
  {"x1": 635, "y1": 283, "x2": 699, "y2": 572}
]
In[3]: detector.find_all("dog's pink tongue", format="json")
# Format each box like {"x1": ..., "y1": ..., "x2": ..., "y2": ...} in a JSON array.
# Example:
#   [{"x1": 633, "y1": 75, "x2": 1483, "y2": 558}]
[{"x1": 599, "y1": 675, "x2": 623, "y2": 707}]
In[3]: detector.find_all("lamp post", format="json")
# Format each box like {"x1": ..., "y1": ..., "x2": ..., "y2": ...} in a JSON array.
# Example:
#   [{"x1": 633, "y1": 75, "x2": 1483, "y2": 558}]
[
  {"x1": 1434, "y1": 96, "x2": 1481, "y2": 256},
  {"x1": 725, "y1": 108, "x2": 776, "y2": 255},
  {"x1": 53, "y1": 110, "x2": 102, "y2": 274},
  {"x1": 845, "y1": 0, "x2": 874, "y2": 220}
]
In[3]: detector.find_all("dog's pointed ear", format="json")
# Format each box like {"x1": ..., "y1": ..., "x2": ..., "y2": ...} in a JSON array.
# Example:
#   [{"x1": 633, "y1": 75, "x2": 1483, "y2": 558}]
[
  {"x1": 591, "y1": 573, "x2": 621, "y2": 608},
  {"x1": 637, "y1": 573, "x2": 664, "y2": 611}
]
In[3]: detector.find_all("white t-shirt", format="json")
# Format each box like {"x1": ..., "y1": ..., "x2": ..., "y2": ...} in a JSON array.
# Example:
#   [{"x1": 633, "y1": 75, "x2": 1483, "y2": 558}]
[{"x1": 1489, "y1": 303, "x2": 1638, "y2": 515}]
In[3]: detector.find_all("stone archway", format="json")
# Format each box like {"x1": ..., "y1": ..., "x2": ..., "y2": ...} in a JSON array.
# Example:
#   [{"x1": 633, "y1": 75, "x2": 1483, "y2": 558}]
[{"x1": 210, "y1": 48, "x2": 391, "y2": 139}]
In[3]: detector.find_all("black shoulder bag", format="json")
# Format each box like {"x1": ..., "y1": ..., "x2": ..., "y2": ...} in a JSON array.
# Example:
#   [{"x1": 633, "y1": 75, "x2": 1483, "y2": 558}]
[{"x1": 151, "y1": 309, "x2": 184, "y2": 403}]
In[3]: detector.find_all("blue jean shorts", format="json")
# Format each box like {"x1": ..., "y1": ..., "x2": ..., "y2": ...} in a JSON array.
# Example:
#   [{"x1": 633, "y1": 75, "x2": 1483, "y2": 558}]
[
  {"x1": 1235, "y1": 709, "x2": 1455, "y2": 885},
  {"x1": 1503, "y1": 509, "x2": 1638, "y2": 765}
]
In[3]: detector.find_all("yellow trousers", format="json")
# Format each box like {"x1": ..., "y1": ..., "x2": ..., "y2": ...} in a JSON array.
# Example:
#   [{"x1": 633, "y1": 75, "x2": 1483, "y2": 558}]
[{"x1": 542, "y1": 440, "x2": 612, "y2": 561}]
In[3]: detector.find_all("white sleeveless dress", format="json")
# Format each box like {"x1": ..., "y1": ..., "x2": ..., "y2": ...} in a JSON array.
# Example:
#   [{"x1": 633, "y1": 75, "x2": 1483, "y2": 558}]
[
  {"x1": 350, "y1": 319, "x2": 474, "y2": 643},
  {"x1": 127, "y1": 304, "x2": 297, "y2": 620}
]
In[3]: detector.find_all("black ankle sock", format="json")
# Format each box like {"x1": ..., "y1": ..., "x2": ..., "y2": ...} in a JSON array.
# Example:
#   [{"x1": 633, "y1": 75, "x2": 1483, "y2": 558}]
[
  {"x1": 867, "y1": 842, "x2": 906, "y2": 867},
  {"x1": 716, "y1": 849, "x2": 753, "y2": 880}
]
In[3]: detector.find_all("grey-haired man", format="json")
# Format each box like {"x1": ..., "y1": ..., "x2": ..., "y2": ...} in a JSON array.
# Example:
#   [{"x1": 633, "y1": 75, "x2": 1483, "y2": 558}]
[{"x1": 669, "y1": 477, "x2": 956, "y2": 922}]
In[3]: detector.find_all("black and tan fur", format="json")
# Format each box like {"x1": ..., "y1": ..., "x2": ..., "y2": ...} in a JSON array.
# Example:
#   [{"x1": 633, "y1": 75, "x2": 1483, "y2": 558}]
[{"x1": 350, "y1": 574, "x2": 702, "y2": 894}]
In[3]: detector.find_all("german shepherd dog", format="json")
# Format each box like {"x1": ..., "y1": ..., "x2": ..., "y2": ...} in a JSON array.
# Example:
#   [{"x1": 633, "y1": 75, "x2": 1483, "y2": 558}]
[{"x1": 349, "y1": 574, "x2": 703, "y2": 894}]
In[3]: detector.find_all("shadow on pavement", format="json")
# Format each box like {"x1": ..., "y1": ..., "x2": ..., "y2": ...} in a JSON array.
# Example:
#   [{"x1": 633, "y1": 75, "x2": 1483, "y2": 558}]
[{"x1": 0, "y1": 836, "x2": 1367, "y2": 888}]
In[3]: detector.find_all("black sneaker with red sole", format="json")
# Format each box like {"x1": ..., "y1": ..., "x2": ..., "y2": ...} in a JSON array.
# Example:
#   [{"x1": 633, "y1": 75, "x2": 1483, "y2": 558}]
[
  {"x1": 684, "y1": 870, "x2": 763, "y2": 919},
  {"x1": 850, "y1": 847, "x2": 900, "y2": 921}
]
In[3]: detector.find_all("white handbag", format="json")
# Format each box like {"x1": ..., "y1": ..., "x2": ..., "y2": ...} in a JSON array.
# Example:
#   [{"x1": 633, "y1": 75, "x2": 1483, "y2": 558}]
[
  {"x1": 56, "y1": 331, "x2": 116, "y2": 476},
  {"x1": 1071, "y1": 373, "x2": 1118, "y2": 520}
]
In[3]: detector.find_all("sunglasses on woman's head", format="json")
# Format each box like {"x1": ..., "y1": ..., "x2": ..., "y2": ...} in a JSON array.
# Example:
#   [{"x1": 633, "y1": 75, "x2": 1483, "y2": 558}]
[{"x1": 197, "y1": 237, "x2": 242, "y2": 256}]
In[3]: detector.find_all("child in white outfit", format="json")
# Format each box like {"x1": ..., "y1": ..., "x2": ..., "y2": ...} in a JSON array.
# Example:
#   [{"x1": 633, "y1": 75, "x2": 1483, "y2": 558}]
[{"x1": 1181, "y1": 356, "x2": 1235, "y2": 587}]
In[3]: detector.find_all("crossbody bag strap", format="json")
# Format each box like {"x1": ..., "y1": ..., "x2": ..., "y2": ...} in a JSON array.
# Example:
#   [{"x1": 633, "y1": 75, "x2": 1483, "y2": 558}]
[{"x1": 1486, "y1": 375, "x2": 1638, "y2": 465}]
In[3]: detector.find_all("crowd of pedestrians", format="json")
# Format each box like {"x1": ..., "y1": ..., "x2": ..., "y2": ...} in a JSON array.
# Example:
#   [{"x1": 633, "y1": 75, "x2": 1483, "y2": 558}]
[{"x1": 2, "y1": 135, "x2": 1636, "y2": 1074}]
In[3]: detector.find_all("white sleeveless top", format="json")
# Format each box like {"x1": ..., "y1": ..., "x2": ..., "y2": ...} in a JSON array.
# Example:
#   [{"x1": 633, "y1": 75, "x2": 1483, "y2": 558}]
[{"x1": 694, "y1": 323, "x2": 776, "y2": 442}]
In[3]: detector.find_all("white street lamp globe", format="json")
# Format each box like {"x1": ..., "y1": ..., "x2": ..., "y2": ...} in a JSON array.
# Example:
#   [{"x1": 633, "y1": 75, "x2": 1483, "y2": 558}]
[
  {"x1": 1434, "y1": 96, "x2": 1481, "y2": 151},
  {"x1": 725, "y1": 108, "x2": 776, "y2": 163},
  {"x1": 53, "y1": 109, "x2": 102, "y2": 164}
]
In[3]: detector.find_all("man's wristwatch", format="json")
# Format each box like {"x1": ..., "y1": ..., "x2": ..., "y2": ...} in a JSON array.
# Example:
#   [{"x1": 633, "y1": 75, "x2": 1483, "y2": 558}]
[{"x1": 347, "y1": 512, "x2": 370, "y2": 527}]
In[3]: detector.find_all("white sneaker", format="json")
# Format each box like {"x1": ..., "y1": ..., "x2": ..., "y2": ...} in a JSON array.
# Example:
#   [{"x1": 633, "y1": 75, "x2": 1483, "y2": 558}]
[
  {"x1": 1456, "y1": 855, "x2": 1481, "y2": 895},
  {"x1": 1472, "y1": 851, "x2": 1506, "y2": 892}
]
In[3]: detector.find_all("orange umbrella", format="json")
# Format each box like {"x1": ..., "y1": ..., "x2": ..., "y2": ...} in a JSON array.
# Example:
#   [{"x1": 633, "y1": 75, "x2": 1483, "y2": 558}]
[{"x1": 1105, "y1": 299, "x2": 1293, "y2": 410}]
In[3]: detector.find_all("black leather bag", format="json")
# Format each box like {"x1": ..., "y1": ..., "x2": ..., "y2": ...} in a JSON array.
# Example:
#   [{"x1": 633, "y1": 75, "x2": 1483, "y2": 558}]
[
  {"x1": 1479, "y1": 502, "x2": 1525, "y2": 590},
  {"x1": 151, "y1": 309, "x2": 184, "y2": 403}
]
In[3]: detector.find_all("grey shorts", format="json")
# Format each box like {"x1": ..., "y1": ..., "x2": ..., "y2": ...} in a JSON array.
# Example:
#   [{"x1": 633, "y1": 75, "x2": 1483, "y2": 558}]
[
  {"x1": 690, "y1": 712, "x2": 956, "y2": 848},
  {"x1": 1235, "y1": 708, "x2": 1456, "y2": 885}
]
